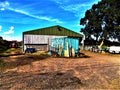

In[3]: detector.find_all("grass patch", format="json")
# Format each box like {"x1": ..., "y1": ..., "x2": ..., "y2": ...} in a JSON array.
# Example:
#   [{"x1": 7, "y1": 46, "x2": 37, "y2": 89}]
[
  {"x1": 0, "y1": 60, "x2": 4, "y2": 70},
  {"x1": 26, "y1": 52, "x2": 50, "y2": 60},
  {"x1": 109, "y1": 78, "x2": 120, "y2": 89},
  {"x1": 1, "y1": 51, "x2": 50, "y2": 71},
  {"x1": 0, "y1": 47, "x2": 23, "y2": 57},
  {"x1": 4, "y1": 48, "x2": 17, "y2": 53}
]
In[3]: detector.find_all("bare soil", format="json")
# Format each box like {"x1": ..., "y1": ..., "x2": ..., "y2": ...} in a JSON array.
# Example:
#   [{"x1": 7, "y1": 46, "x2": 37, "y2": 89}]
[{"x1": 0, "y1": 51, "x2": 120, "y2": 89}]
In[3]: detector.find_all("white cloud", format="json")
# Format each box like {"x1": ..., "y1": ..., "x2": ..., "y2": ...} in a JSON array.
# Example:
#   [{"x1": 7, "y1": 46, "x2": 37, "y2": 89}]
[
  {"x1": 51, "y1": 0, "x2": 70, "y2": 4},
  {"x1": 0, "y1": 1, "x2": 10, "y2": 10},
  {"x1": 2, "y1": 35, "x2": 11, "y2": 41},
  {"x1": 0, "y1": 7, "x2": 5, "y2": 10},
  {"x1": 2, "y1": 34, "x2": 22, "y2": 41},
  {"x1": 8, "y1": 7, "x2": 63, "y2": 24},
  {"x1": 51, "y1": 1, "x2": 90, "y2": 18},
  {"x1": 4, "y1": 26, "x2": 14, "y2": 34},
  {"x1": 39, "y1": 16, "x2": 63, "y2": 23},
  {"x1": 52, "y1": 0, "x2": 101, "y2": 18},
  {"x1": 51, "y1": 0, "x2": 89, "y2": 12},
  {"x1": 76, "y1": 24, "x2": 80, "y2": 27},
  {"x1": 0, "y1": 25, "x2": 2, "y2": 31},
  {"x1": 61, "y1": 4, "x2": 90, "y2": 13},
  {"x1": 0, "y1": 1, "x2": 63, "y2": 23},
  {"x1": 0, "y1": 1, "x2": 10, "y2": 7},
  {"x1": 60, "y1": 4, "x2": 90, "y2": 18}
]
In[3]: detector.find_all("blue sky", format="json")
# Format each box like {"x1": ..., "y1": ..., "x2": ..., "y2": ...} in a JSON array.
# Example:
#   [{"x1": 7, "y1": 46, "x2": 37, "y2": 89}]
[{"x1": 0, "y1": 0, "x2": 101, "y2": 41}]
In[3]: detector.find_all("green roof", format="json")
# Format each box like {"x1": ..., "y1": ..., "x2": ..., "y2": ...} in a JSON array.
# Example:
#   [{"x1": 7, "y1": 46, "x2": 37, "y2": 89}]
[{"x1": 23, "y1": 25, "x2": 83, "y2": 37}]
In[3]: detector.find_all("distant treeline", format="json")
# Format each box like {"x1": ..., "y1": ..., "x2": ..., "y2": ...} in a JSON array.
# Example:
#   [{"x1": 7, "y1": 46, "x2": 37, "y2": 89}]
[
  {"x1": 84, "y1": 38, "x2": 120, "y2": 46},
  {"x1": 0, "y1": 40, "x2": 10, "y2": 52},
  {"x1": 0, "y1": 38, "x2": 22, "y2": 53}
]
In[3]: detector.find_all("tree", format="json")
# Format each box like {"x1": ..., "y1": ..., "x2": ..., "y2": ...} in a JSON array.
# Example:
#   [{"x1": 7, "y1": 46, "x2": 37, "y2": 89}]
[
  {"x1": 0, "y1": 36, "x2": 3, "y2": 40},
  {"x1": 80, "y1": 0, "x2": 120, "y2": 42}
]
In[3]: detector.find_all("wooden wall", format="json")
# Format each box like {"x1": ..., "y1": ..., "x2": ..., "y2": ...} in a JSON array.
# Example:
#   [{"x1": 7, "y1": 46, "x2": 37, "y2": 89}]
[
  {"x1": 23, "y1": 34, "x2": 66, "y2": 51},
  {"x1": 25, "y1": 44, "x2": 49, "y2": 51}
]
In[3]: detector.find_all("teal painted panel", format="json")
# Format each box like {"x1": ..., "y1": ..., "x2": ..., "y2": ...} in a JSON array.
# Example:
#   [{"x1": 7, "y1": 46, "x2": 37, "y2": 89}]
[{"x1": 50, "y1": 37, "x2": 79, "y2": 56}]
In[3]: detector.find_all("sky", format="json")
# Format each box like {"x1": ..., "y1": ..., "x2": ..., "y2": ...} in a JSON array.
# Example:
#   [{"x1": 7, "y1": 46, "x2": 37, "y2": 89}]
[{"x1": 0, "y1": 0, "x2": 101, "y2": 41}]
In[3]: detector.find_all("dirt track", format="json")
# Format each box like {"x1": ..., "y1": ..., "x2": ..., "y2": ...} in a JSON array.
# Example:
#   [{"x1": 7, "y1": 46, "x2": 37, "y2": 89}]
[{"x1": 0, "y1": 51, "x2": 120, "y2": 89}]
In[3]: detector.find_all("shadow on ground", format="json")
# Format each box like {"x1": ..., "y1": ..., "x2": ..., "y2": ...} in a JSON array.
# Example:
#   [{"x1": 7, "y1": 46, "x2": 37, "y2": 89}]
[
  {"x1": 0, "y1": 70, "x2": 83, "y2": 89},
  {"x1": 0, "y1": 53, "x2": 50, "y2": 71},
  {"x1": 52, "y1": 52, "x2": 91, "y2": 58}
]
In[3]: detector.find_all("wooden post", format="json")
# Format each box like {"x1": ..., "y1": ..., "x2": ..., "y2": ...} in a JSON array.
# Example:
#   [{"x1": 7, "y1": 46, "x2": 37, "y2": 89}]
[
  {"x1": 82, "y1": 35, "x2": 85, "y2": 50},
  {"x1": 22, "y1": 33, "x2": 24, "y2": 52}
]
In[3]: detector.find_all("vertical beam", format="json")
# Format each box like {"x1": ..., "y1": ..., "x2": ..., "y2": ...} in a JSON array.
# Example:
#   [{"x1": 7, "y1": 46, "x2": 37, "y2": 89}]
[
  {"x1": 82, "y1": 35, "x2": 85, "y2": 50},
  {"x1": 22, "y1": 33, "x2": 24, "y2": 52}
]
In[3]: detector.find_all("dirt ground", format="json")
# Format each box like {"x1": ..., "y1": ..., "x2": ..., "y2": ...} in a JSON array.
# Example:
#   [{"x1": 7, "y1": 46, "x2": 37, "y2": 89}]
[{"x1": 0, "y1": 51, "x2": 120, "y2": 89}]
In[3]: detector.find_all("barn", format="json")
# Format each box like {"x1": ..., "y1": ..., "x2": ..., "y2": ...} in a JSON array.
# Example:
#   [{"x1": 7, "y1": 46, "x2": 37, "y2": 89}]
[{"x1": 23, "y1": 25, "x2": 83, "y2": 55}]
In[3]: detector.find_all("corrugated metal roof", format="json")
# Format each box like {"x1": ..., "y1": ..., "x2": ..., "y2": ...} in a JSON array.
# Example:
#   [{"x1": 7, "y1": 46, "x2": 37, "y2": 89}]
[{"x1": 23, "y1": 25, "x2": 83, "y2": 37}]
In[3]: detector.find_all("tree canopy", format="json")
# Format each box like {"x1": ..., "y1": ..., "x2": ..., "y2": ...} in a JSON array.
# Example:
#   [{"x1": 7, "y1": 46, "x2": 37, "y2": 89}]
[
  {"x1": 80, "y1": 0, "x2": 120, "y2": 42},
  {"x1": 0, "y1": 36, "x2": 3, "y2": 40}
]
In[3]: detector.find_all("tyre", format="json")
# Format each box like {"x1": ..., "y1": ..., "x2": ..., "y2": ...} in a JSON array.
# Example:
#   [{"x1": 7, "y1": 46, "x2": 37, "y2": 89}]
[{"x1": 112, "y1": 51, "x2": 115, "y2": 54}]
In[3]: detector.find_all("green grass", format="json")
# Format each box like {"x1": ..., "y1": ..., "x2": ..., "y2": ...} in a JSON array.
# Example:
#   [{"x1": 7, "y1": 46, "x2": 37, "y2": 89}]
[
  {"x1": 4, "y1": 48, "x2": 16, "y2": 53},
  {"x1": 0, "y1": 60, "x2": 4, "y2": 70},
  {"x1": 109, "y1": 78, "x2": 120, "y2": 89},
  {"x1": 0, "y1": 48, "x2": 7, "y2": 53},
  {"x1": 0, "y1": 47, "x2": 23, "y2": 57},
  {"x1": 26, "y1": 52, "x2": 50, "y2": 60}
]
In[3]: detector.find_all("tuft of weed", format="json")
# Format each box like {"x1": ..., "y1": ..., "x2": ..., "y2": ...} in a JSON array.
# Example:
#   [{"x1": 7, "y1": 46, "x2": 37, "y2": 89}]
[
  {"x1": 4, "y1": 48, "x2": 16, "y2": 53},
  {"x1": 109, "y1": 78, "x2": 120, "y2": 89},
  {"x1": 0, "y1": 60, "x2": 4, "y2": 69}
]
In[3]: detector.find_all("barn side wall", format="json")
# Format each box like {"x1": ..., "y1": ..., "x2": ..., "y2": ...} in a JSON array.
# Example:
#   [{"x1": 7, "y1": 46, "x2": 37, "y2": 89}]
[
  {"x1": 23, "y1": 34, "x2": 67, "y2": 51},
  {"x1": 25, "y1": 44, "x2": 48, "y2": 51}
]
